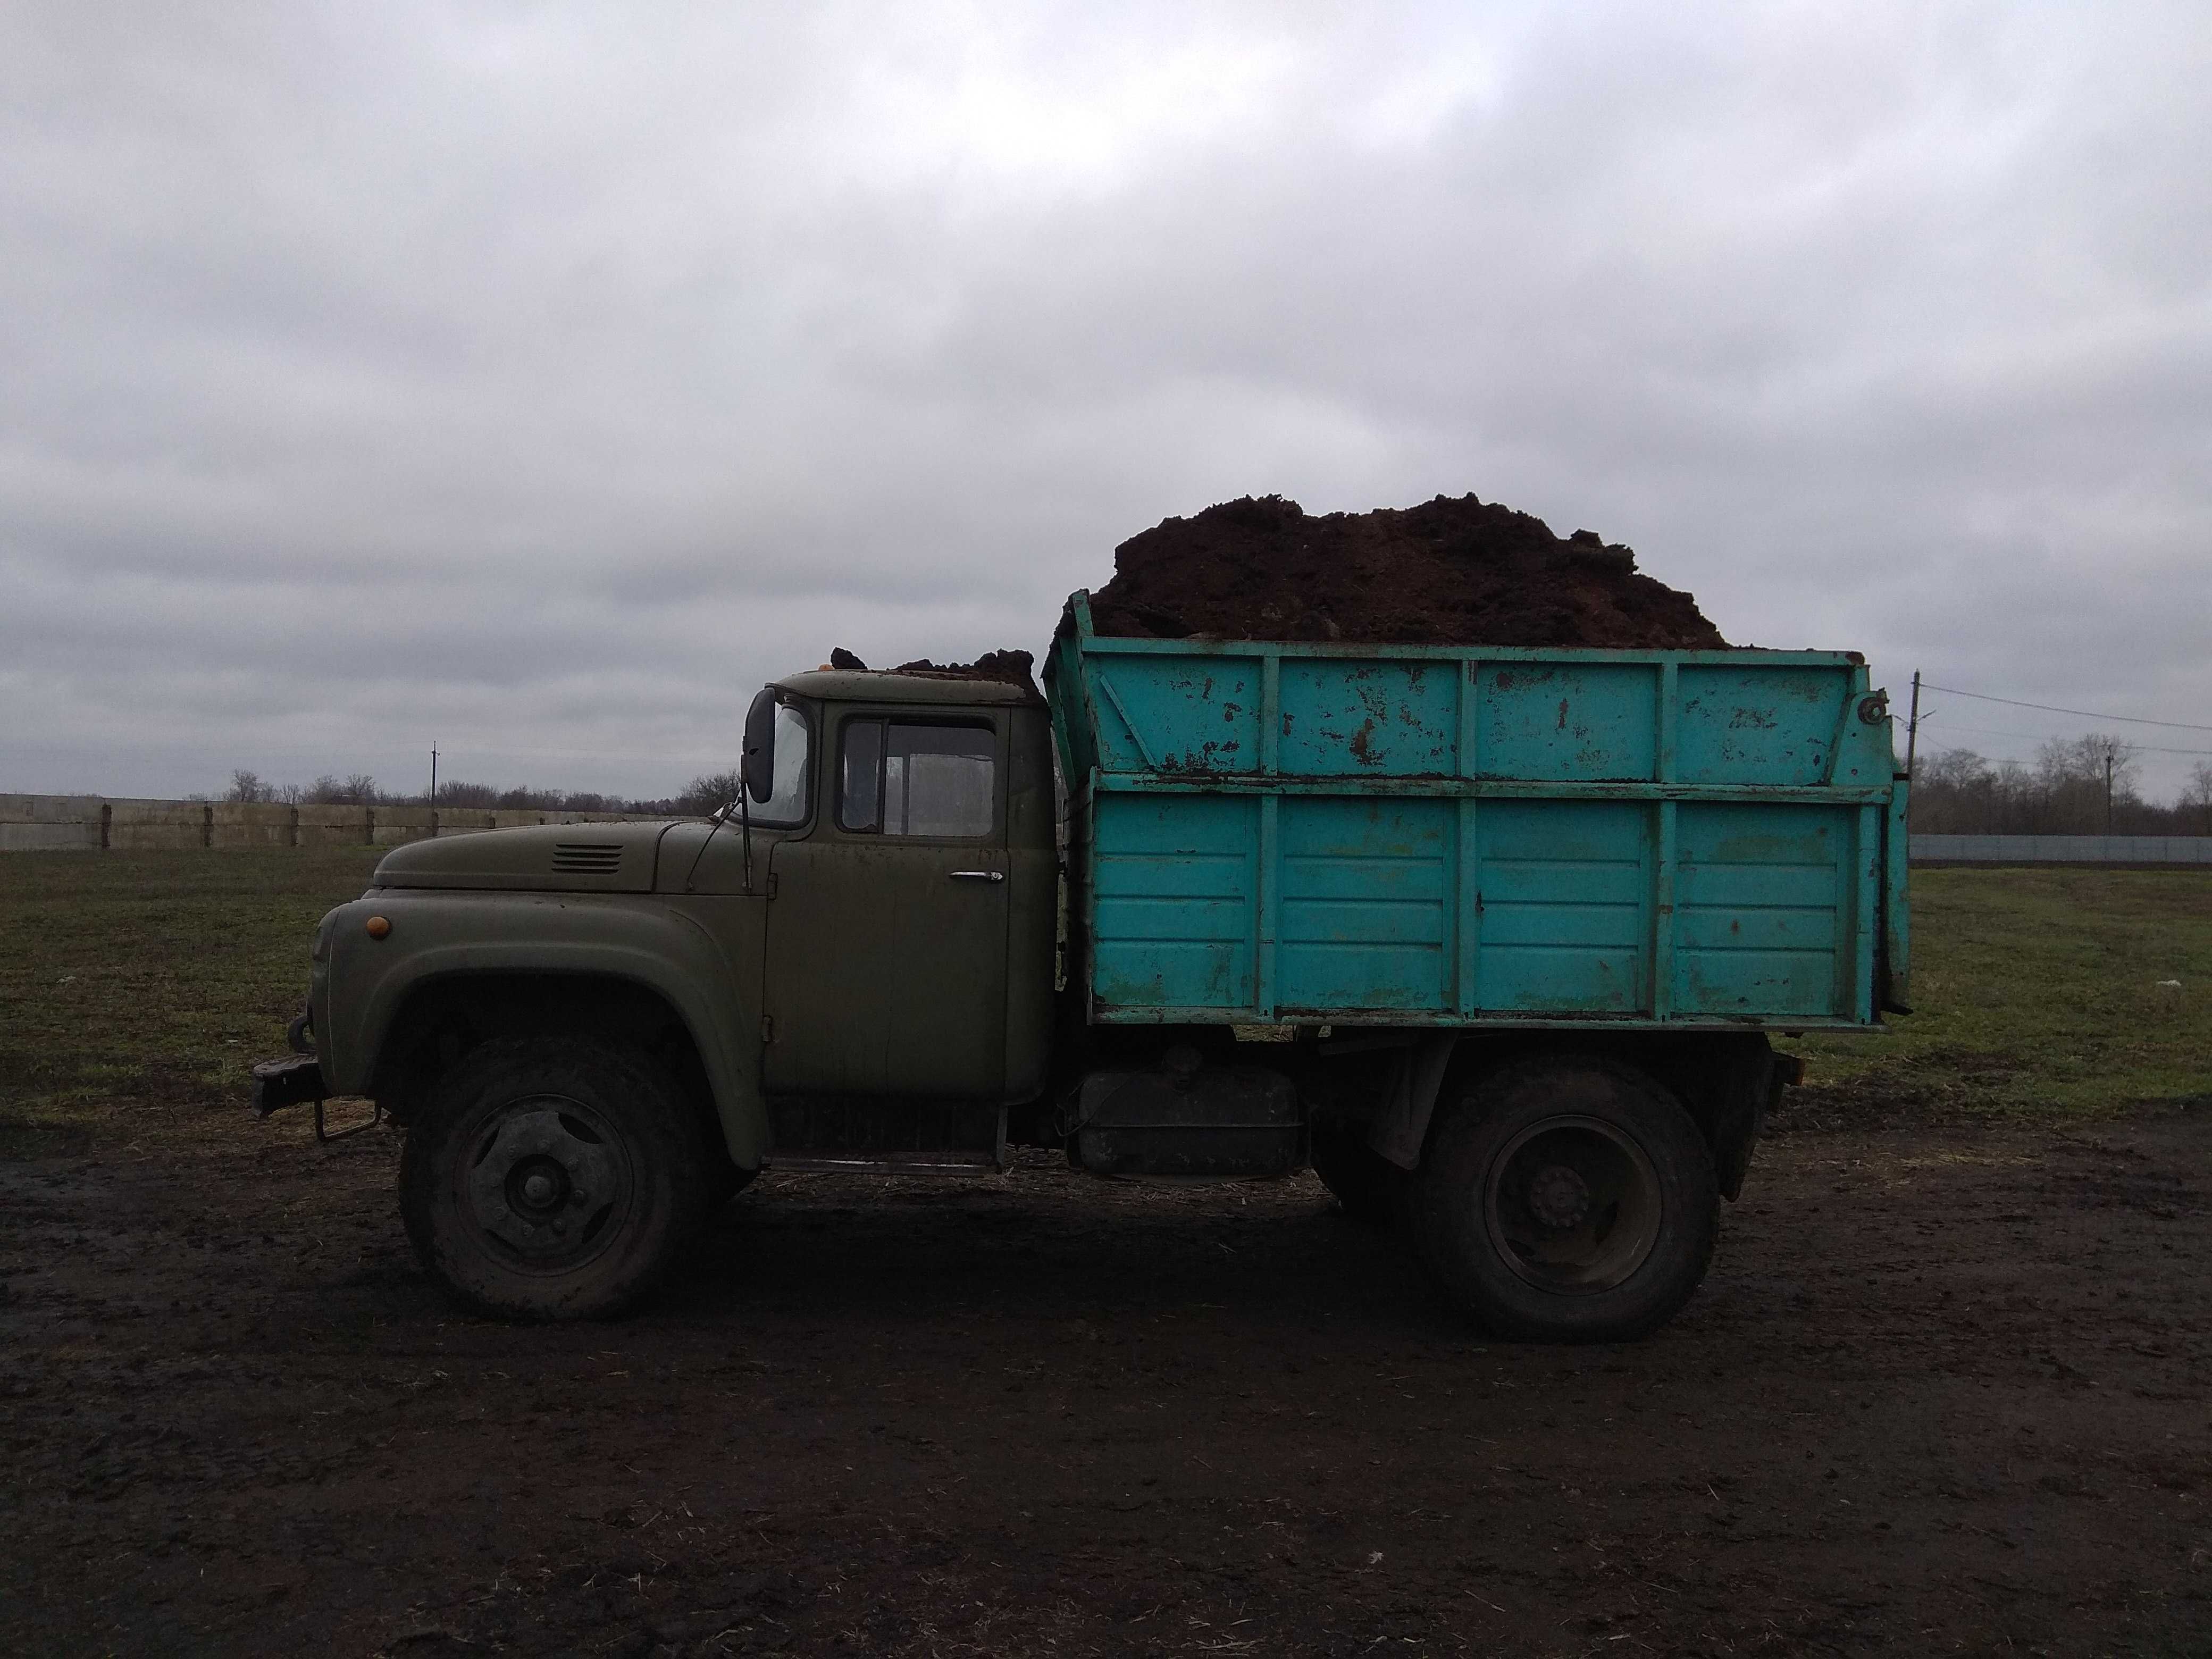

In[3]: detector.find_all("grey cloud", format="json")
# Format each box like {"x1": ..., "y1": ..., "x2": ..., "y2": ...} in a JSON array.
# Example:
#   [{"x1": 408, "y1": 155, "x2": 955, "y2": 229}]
[{"x1": 3, "y1": 1, "x2": 2208, "y2": 801}]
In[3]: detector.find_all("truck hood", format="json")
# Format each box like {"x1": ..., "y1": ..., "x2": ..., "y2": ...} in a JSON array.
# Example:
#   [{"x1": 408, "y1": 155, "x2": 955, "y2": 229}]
[{"x1": 371, "y1": 820, "x2": 680, "y2": 893}]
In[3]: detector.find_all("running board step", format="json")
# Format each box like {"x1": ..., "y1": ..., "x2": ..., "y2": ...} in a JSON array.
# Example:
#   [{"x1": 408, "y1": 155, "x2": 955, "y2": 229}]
[
  {"x1": 765, "y1": 1096, "x2": 1006, "y2": 1171},
  {"x1": 768, "y1": 1152, "x2": 1001, "y2": 1176}
]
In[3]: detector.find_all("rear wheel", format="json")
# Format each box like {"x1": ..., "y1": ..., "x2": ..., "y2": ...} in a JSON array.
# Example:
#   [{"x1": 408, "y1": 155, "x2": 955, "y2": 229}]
[
  {"x1": 1412, "y1": 1057, "x2": 1716, "y2": 1342},
  {"x1": 400, "y1": 1038, "x2": 703, "y2": 1320}
]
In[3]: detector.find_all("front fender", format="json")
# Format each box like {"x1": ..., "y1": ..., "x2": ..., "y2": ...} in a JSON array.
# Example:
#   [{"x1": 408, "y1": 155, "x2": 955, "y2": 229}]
[{"x1": 321, "y1": 891, "x2": 767, "y2": 1167}]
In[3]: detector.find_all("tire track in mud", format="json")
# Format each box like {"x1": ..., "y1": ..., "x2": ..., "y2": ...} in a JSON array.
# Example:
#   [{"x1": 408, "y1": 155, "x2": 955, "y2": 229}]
[{"x1": 2, "y1": 1117, "x2": 2209, "y2": 1655}]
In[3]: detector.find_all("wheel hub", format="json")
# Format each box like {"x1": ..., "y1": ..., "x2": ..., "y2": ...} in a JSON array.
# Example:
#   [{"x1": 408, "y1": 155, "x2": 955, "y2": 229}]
[
  {"x1": 1486, "y1": 1115, "x2": 1664, "y2": 1295},
  {"x1": 506, "y1": 1154, "x2": 573, "y2": 1222},
  {"x1": 1525, "y1": 1162, "x2": 1591, "y2": 1230},
  {"x1": 465, "y1": 1103, "x2": 624, "y2": 1262}
]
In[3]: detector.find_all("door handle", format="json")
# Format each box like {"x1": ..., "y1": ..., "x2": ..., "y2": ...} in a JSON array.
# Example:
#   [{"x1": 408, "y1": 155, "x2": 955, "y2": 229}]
[{"x1": 950, "y1": 870, "x2": 1005, "y2": 882}]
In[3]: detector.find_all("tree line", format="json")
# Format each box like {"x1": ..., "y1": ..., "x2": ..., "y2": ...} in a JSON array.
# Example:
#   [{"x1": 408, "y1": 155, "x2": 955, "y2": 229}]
[
  {"x1": 1909, "y1": 734, "x2": 2212, "y2": 836},
  {"x1": 217, "y1": 738, "x2": 2212, "y2": 836},
  {"x1": 215, "y1": 768, "x2": 744, "y2": 819}
]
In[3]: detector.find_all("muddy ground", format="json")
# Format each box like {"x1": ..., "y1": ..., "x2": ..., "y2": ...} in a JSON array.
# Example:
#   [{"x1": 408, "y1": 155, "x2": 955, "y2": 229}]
[
  {"x1": 1086, "y1": 495, "x2": 1730, "y2": 649},
  {"x1": 3, "y1": 1099, "x2": 2209, "y2": 1658}
]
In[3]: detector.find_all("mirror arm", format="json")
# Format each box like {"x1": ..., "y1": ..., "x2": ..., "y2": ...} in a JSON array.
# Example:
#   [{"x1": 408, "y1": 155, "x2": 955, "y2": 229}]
[
  {"x1": 739, "y1": 770, "x2": 754, "y2": 893},
  {"x1": 685, "y1": 685, "x2": 775, "y2": 896}
]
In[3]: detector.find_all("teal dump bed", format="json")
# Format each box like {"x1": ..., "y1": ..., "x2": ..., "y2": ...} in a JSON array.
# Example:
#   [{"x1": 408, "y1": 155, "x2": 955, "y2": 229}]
[{"x1": 1045, "y1": 593, "x2": 1908, "y2": 1031}]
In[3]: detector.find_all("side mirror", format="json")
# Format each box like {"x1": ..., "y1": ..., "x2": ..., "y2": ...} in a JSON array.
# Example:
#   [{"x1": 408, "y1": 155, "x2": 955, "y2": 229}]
[{"x1": 742, "y1": 688, "x2": 777, "y2": 803}]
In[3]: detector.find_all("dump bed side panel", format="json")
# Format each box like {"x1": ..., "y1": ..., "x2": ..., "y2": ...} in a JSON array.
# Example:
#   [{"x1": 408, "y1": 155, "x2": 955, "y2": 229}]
[{"x1": 1045, "y1": 597, "x2": 1900, "y2": 1031}]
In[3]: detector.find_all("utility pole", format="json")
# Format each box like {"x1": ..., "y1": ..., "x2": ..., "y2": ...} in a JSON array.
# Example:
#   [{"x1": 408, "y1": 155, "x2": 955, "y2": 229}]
[
  {"x1": 1904, "y1": 671, "x2": 1921, "y2": 777},
  {"x1": 2105, "y1": 749, "x2": 2114, "y2": 834},
  {"x1": 430, "y1": 743, "x2": 439, "y2": 807}
]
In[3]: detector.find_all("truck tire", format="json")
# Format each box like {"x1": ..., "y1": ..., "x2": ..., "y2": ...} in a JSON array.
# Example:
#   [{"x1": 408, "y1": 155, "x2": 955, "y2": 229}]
[
  {"x1": 1411, "y1": 1057, "x2": 1716, "y2": 1343},
  {"x1": 1309, "y1": 1121, "x2": 1407, "y2": 1227},
  {"x1": 400, "y1": 1037, "x2": 704, "y2": 1321}
]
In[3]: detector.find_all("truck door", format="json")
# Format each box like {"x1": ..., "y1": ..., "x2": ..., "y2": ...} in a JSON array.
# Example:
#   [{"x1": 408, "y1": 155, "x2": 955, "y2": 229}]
[{"x1": 761, "y1": 713, "x2": 1009, "y2": 1099}]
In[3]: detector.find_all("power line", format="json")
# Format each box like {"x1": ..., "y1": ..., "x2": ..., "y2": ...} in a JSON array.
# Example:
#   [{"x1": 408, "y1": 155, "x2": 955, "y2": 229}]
[
  {"x1": 1924, "y1": 717, "x2": 2212, "y2": 758},
  {"x1": 1920, "y1": 682, "x2": 2212, "y2": 734}
]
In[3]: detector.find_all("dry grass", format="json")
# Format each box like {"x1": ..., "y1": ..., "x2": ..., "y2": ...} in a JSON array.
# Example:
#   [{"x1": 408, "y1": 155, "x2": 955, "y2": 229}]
[
  {"x1": 1782, "y1": 866, "x2": 2212, "y2": 1118},
  {"x1": 3, "y1": 852, "x2": 2208, "y2": 1158},
  {"x1": 0, "y1": 847, "x2": 383, "y2": 1151}
]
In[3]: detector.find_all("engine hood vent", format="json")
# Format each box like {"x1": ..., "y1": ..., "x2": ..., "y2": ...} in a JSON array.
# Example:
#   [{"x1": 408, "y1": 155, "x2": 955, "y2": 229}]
[
  {"x1": 371, "y1": 821, "x2": 675, "y2": 892},
  {"x1": 551, "y1": 841, "x2": 625, "y2": 875}
]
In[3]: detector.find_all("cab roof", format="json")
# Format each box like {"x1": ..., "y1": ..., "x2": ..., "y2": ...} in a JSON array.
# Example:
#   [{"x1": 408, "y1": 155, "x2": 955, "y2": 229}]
[{"x1": 770, "y1": 669, "x2": 1038, "y2": 706}]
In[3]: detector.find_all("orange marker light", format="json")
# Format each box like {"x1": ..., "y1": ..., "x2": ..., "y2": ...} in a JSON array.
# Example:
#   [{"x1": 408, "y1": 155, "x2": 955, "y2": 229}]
[{"x1": 365, "y1": 916, "x2": 392, "y2": 939}]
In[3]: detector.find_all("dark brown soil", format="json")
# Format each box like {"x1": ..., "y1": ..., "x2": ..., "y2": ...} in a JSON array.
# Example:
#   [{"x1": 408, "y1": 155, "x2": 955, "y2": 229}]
[
  {"x1": 824, "y1": 649, "x2": 1043, "y2": 699},
  {"x1": 891, "y1": 650, "x2": 1042, "y2": 699},
  {"x1": 4, "y1": 1101, "x2": 2210, "y2": 1656},
  {"x1": 1087, "y1": 495, "x2": 1730, "y2": 649}
]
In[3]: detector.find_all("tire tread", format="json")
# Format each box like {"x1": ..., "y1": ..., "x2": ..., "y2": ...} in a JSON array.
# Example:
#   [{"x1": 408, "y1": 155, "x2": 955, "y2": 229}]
[
  {"x1": 399, "y1": 1037, "x2": 703, "y2": 1321},
  {"x1": 1412, "y1": 1054, "x2": 1716, "y2": 1343}
]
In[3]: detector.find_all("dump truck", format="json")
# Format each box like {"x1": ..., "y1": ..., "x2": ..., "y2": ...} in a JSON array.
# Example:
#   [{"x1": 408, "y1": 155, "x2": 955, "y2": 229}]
[{"x1": 254, "y1": 593, "x2": 1909, "y2": 1340}]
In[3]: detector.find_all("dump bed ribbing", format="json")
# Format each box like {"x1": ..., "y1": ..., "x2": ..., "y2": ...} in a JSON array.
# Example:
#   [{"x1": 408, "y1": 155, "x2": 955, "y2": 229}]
[{"x1": 1045, "y1": 592, "x2": 1908, "y2": 1030}]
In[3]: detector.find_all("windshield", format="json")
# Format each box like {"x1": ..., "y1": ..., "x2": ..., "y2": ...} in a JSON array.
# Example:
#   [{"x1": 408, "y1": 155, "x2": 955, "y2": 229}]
[{"x1": 749, "y1": 701, "x2": 811, "y2": 826}]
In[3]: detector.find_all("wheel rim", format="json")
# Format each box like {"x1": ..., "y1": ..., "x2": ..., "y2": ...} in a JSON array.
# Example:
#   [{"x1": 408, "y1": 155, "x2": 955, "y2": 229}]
[
  {"x1": 456, "y1": 1094, "x2": 634, "y2": 1273},
  {"x1": 1483, "y1": 1113, "x2": 1663, "y2": 1295}
]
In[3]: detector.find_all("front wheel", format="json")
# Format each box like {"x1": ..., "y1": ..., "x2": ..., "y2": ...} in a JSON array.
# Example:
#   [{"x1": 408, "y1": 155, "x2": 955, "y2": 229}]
[
  {"x1": 1412, "y1": 1057, "x2": 1716, "y2": 1342},
  {"x1": 400, "y1": 1038, "x2": 703, "y2": 1320}
]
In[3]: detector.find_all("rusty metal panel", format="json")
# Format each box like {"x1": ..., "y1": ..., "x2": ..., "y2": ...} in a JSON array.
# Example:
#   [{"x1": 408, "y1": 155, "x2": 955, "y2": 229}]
[
  {"x1": 1671, "y1": 803, "x2": 1853, "y2": 1018},
  {"x1": 1046, "y1": 594, "x2": 1902, "y2": 1030},
  {"x1": 1090, "y1": 794, "x2": 1258, "y2": 1012},
  {"x1": 1475, "y1": 661, "x2": 1660, "y2": 781}
]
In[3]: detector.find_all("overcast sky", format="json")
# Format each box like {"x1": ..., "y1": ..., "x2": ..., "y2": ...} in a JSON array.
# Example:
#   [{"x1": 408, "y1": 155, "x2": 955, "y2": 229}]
[{"x1": 4, "y1": 2, "x2": 2208, "y2": 803}]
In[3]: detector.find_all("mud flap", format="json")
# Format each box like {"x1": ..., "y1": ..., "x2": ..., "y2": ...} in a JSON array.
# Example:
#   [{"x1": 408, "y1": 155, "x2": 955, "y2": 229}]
[
  {"x1": 1364, "y1": 1033, "x2": 1459, "y2": 1171},
  {"x1": 1712, "y1": 1048, "x2": 1797, "y2": 1202}
]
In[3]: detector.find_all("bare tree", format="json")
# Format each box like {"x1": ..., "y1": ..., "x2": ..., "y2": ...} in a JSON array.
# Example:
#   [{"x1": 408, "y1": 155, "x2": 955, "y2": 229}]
[
  {"x1": 205, "y1": 769, "x2": 687, "y2": 816},
  {"x1": 2033, "y1": 734, "x2": 2139, "y2": 833},
  {"x1": 1905, "y1": 734, "x2": 2212, "y2": 835},
  {"x1": 676, "y1": 770, "x2": 743, "y2": 818},
  {"x1": 2184, "y1": 761, "x2": 2212, "y2": 836},
  {"x1": 1909, "y1": 749, "x2": 1992, "y2": 833}
]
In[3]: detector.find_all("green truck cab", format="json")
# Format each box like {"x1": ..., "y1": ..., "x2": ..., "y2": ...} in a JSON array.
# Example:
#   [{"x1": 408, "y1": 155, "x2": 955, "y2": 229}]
[{"x1": 257, "y1": 600, "x2": 1908, "y2": 1340}]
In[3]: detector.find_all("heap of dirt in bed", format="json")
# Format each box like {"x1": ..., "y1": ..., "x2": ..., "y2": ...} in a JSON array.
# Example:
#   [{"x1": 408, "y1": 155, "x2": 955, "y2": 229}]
[
  {"x1": 1085, "y1": 493, "x2": 1730, "y2": 649},
  {"x1": 824, "y1": 646, "x2": 1042, "y2": 698}
]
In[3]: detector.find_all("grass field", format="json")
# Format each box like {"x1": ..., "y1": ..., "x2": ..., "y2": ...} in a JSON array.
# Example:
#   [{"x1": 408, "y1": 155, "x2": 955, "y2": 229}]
[
  {"x1": 0, "y1": 847, "x2": 383, "y2": 1151},
  {"x1": 1783, "y1": 865, "x2": 2212, "y2": 1118},
  {"x1": 2, "y1": 852, "x2": 2208, "y2": 1151}
]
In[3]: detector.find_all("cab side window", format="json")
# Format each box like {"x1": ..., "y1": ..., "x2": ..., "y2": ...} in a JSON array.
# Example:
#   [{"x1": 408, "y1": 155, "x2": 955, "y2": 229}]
[{"x1": 839, "y1": 720, "x2": 996, "y2": 837}]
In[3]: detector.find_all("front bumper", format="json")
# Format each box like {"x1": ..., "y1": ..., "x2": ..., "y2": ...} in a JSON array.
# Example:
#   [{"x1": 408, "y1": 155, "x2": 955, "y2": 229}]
[
  {"x1": 250, "y1": 1052, "x2": 328, "y2": 1117},
  {"x1": 249, "y1": 1052, "x2": 384, "y2": 1144}
]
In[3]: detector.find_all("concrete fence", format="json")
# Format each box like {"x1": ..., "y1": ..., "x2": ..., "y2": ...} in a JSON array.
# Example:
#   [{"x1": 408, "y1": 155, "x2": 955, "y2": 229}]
[
  {"x1": 0, "y1": 793, "x2": 667, "y2": 852},
  {"x1": 1912, "y1": 834, "x2": 2212, "y2": 866},
  {"x1": 15, "y1": 799, "x2": 2210, "y2": 864}
]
